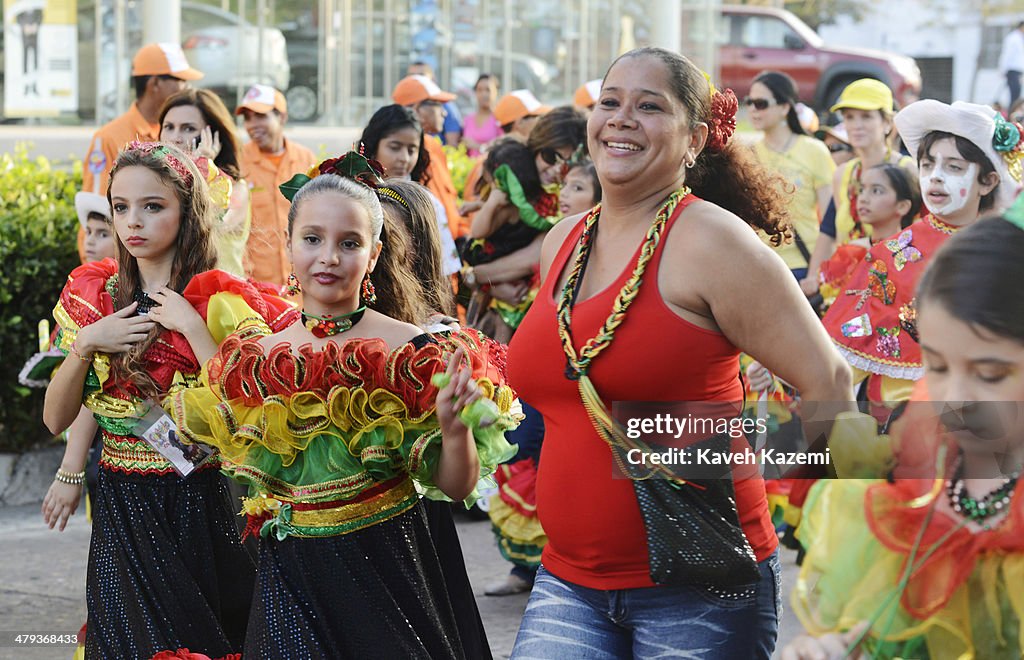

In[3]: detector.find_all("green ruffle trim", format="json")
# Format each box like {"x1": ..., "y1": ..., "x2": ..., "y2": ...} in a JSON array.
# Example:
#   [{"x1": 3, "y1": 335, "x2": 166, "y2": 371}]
[{"x1": 493, "y1": 164, "x2": 560, "y2": 231}]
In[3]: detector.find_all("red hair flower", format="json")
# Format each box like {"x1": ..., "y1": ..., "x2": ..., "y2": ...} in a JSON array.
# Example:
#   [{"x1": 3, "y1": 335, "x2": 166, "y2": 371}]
[{"x1": 706, "y1": 89, "x2": 738, "y2": 153}]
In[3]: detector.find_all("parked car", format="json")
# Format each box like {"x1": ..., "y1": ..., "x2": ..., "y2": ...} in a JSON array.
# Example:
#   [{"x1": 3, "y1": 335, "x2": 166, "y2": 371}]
[
  {"x1": 181, "y1": 3, "x2": 290, "y2": 95},
  {"x1": 716, "y1": 5, "x2": 921, "y2": 111}
]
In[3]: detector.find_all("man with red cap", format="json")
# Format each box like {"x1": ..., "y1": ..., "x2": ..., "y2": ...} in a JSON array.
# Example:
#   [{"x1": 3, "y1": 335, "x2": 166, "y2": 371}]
[
  {"x1": 392, "y1": 75, "x2": 468, "y2": 239},
  {"x1": 78, "y1": 43, "x2": 203, "y2": 260},
  {"x1": 236, "y1": 84, "x2": 316, "y2": 287}
]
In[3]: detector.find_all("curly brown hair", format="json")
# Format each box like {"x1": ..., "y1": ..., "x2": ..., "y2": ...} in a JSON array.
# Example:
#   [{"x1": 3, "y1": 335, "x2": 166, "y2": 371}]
[
  {"x1": 106, "y1": 142, "x2": 217, "y2": 398},
  {"x1": 611, "y1": 48, "x2": 791, "y2": 245}
]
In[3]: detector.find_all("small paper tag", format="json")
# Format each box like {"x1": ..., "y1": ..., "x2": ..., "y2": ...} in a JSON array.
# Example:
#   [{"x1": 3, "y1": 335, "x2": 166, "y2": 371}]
[{"x1": 132, "y1": 405, "x2": 215, "y2": 477}]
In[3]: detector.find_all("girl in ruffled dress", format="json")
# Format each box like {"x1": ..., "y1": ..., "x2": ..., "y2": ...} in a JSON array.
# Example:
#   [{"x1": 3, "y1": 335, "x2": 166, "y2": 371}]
[{"x1": 169, "y1": 153, "x2": 519, "y2": 658}]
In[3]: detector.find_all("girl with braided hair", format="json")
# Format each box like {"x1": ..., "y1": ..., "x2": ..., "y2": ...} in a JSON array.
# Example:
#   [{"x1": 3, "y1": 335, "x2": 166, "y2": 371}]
[{"x1": 507, "y1": 48, "x2": 853, "y2": 658}]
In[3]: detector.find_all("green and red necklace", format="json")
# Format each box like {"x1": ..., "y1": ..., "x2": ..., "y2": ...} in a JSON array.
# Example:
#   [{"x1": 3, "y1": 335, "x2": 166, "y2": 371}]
[{"x1": 302, "y1": 306, "x2": 366, "y2": 338}]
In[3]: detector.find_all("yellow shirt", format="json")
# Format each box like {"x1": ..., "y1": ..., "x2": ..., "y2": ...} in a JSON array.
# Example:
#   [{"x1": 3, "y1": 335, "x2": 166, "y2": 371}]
[
  {"x1": 239, "y1": 139, "x2": 316, "y2": 286},
  {"x1": 753, "y1": 135, "x2": 834, "y2": 270}
]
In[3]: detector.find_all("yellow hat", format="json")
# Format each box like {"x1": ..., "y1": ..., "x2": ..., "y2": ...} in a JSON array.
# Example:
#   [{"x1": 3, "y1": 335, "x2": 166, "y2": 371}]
[{"x1": 830, "y1": 79, "x2": 893, "y2": 114}]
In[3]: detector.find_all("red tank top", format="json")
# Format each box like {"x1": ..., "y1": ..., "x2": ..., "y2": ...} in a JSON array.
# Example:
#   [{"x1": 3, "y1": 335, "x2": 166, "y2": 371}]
[{"x1": 508, "y1": 194, "x2": 777, "y2": 590}]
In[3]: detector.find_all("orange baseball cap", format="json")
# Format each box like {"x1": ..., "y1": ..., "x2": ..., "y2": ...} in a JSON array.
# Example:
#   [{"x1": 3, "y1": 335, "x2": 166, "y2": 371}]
[
  {"x1": 392, "y1": 75, "x2": 456, "y2": 106},
  {"x1": 132, "y1": 43, "x2": 204, "y2": 80},
  {"x1": 235, "y1": 84, "x2": 288, "y2": 115},
  {"x1": 574, "y1": 79, "x2": 602, "y2": 108},
  {"x1": 494, "y1": 90, "x2": 552, "y2": 126}
]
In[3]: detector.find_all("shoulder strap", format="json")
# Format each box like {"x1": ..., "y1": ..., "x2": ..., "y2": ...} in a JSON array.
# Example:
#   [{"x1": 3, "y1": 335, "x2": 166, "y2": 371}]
[{"x1": 792, "y1": 228, "x2": 812, "y2": 266}]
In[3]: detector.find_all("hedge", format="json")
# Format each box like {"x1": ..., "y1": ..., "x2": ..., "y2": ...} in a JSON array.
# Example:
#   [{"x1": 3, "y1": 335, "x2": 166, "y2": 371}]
[{"x1": 0, "y1": 146, "x2": 81, "y2": 452}]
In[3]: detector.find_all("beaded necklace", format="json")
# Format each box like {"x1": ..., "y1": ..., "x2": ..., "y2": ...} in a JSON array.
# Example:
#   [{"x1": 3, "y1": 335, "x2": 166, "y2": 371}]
[
  {"x1": 946, "y1": 455, "x2": 1021, "y2": 527},
  {"x1": 555, "y1": 186, "x2": 696, "y2": 484},
  {"x1": 302, "y1": 306, "x2": 366, "y2": 338}
]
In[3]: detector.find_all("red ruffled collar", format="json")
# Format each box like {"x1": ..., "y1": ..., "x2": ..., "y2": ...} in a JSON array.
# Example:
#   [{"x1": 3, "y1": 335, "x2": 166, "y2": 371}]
[{"x1": 210, "y1": 329, "x2": 507, "y2": 418}]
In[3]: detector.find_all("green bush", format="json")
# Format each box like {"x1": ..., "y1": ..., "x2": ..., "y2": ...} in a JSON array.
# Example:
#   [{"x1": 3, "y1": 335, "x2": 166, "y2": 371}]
[
  {"x1": 444, "y1": 143, "x2": 477, "y2": 202},
  {"x1": 0, "y1": 145, "x2": 81, "y2": 452}
]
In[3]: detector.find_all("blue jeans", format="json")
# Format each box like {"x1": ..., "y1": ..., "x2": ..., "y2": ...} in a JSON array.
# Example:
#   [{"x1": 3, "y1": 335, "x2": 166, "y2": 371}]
[{"x1": 511, "y1": 550, "x2": 781, "y2": 659}]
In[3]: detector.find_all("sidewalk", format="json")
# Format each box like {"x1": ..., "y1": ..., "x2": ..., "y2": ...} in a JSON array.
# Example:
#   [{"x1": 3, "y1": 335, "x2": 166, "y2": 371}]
[{"x1": 0, "y1": 500, "x2": 802, "y2": 659}]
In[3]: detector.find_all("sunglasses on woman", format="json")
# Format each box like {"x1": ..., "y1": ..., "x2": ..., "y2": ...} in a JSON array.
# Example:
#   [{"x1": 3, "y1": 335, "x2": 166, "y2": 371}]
[
  {"x1": 742, "y1": 97, "x2": 776, "y2": 111},
  {"x1": 828, "y1": 143, "x2": 852, "y2": 153},
  {"x1": 539, "y1": 148, "x2": 568, "y2": 166}
]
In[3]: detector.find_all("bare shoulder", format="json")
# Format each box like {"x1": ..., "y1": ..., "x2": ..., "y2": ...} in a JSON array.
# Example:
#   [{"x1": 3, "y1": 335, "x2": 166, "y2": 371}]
[
  {"x1": 663, "y1": 199, "x2": 787, "y2": 298},
  {"x1": 541, "y1": 212, "x2": 586, "y2": 281},
  {"x1": 257, "y1": 325, "x2": 298, "y2": 352},
  {"x1": 360, "y1": 310, "x2": 424, "y2": 350},
  {"x1": 668, "y1": 199, "x2": 767, "y2": 255}
]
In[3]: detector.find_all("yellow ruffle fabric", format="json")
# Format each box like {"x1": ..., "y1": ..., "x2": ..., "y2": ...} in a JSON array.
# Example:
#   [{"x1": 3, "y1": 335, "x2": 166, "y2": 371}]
[
  {"x1": 168, "y1": 339, "x2": 519, "y2": 508},
  {"x1": 793, "y1": 479, "x2": 1024, "y2": 659}
]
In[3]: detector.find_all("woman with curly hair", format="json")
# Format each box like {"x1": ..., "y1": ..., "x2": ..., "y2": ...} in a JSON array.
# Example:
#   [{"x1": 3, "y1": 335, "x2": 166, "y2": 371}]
[{"x1": 507, "y1": 47, "x2": 853, "y2": 658}]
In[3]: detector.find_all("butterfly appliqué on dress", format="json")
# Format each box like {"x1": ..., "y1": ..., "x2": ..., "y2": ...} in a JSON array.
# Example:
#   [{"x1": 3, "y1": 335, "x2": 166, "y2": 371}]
[{"x1": 884, "y1": 229, "x2": 922, "y2": 271}]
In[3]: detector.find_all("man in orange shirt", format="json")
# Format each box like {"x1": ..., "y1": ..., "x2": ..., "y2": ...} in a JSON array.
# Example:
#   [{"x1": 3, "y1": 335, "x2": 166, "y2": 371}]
[
  {"x1": 236, "y1": 84, "x2": 316, "y2": 287},
  {"x1": 392, "y1": 75, "x2": 468, "y2": 240},
  {"x1": 79, "y1": 43, "x2": 202, "y2": 260}
]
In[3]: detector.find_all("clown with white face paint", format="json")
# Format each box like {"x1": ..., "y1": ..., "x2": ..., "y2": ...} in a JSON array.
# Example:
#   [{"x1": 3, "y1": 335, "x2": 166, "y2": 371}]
[
  {"x1": 919, "y1": 143, "x2": 984, "y2": 220},
  {"x1": 822, "y1": 100, "x2": 1023, "y2": 410}
]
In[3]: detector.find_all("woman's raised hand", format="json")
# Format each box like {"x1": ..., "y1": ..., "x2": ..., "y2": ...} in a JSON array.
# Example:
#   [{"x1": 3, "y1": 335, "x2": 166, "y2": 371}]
[
  {"x1": 147, "y1": 287, "x2": 205, "y2": 336},
  {"x1": 435, "y1": 347, "x2": 483, "y2": 435},
  {"x1": 196, "y1": 126, "x2": 222, "y2": 160},
  {"x1": 75, "y1": 302, "x2": 155, "y2": 354}
]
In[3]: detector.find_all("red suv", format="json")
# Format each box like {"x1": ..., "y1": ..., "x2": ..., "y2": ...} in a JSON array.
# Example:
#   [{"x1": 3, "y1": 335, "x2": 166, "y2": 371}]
[{"x1": 716, "y1": 5, "x2": 921, "y2": 111}]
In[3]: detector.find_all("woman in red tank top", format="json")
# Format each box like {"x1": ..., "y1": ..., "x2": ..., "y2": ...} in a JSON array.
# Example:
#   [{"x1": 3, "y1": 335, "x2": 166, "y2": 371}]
[{"x1": 507, "y1": 48, "x2": 854, "y2": 659}]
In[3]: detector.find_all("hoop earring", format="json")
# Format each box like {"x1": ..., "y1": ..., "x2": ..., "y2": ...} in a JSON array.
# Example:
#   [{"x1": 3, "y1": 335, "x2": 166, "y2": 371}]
[
  {"x1": 685, "y1": 157, "x2": 696, "y2": 169},
  {"x1": 286, "y1": 272, "x2": 301, "y2": 296},
  {"x1": 361, "y1": 273, "x2": 377, "y2": 305}
]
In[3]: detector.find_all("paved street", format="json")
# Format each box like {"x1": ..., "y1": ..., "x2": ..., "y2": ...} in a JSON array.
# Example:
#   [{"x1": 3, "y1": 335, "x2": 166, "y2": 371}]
[{"x1": 0, "y1": 501, "x2": 801, "y2": 659}]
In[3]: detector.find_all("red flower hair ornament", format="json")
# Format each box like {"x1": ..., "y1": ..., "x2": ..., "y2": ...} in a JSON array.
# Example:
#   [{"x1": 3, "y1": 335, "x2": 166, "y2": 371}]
[
  {"x1": 705, "y1": 88, "x2": 738, "y2": 153},
  {"x1": 278, "y1": 150, "x2": 387, "y2": 202}
]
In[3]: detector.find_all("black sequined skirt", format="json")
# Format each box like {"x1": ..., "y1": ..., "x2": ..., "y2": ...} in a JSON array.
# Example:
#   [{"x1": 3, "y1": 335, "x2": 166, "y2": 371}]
[
  {"x1": 422, "y1": 498, "x2": 492, "y2": 660},
  {"x1": 85, "y1": 466, "x2": 254, "y2": 658},
  {"x1": 244, "y1": 500, "x2": 467, "y2": 659}
]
